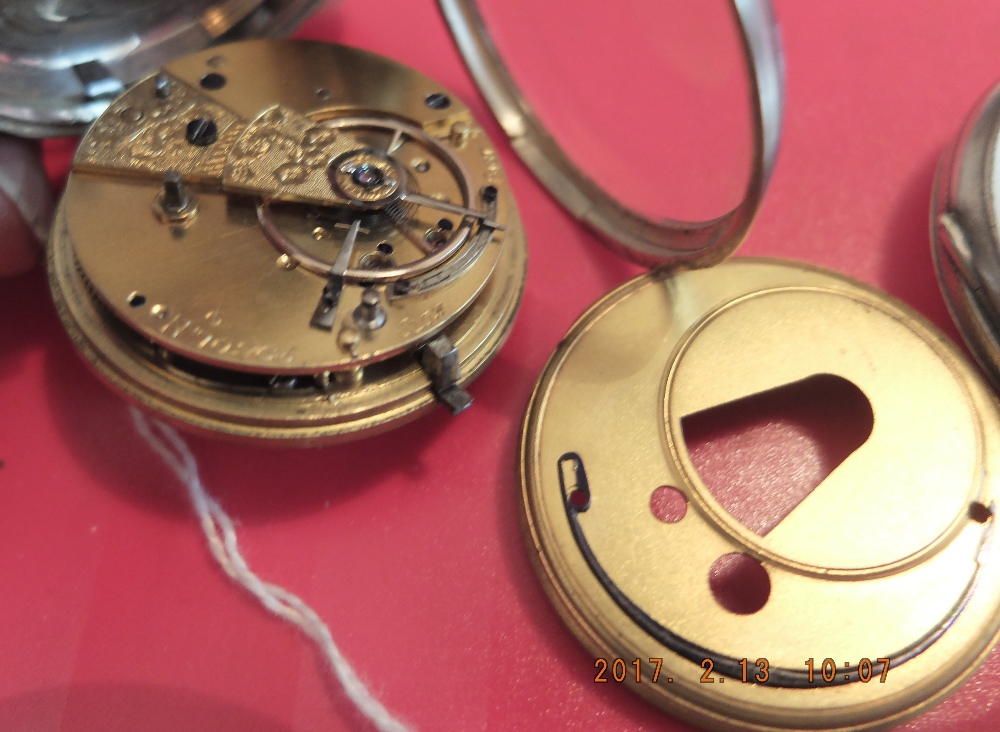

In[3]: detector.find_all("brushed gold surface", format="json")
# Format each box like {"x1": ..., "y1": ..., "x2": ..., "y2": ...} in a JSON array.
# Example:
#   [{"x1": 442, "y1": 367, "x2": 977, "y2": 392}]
[
  {"x1": 50, "y1": 199, "x2": 526, "y2": 444},
  {"x1": 520, "y1": 258, "x2": 1000, "y2": 731},
  {"x1": 61, "y1": 169, "x2": 504, "y2": 372},
  {"x1": 50, "y1": 40, "x2": 527, "y2": 443}
]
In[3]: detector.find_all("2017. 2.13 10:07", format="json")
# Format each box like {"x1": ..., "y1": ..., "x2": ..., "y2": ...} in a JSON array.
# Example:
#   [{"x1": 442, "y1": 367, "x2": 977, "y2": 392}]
[{"x1": 593, "y1": 658, "x2": 892, "y2": 684}]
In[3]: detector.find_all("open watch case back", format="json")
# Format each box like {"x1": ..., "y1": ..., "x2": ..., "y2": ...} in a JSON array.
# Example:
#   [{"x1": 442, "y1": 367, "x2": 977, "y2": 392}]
[
  {"x1": 20, "y1": 0, "x2": 1000, "y2": 731},
  {"x1": 441, "y1": 1, "x2": 1000, "y2": 731}
]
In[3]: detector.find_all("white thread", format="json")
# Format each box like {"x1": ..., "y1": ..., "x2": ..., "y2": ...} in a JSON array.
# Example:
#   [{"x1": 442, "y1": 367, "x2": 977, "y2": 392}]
[{"x1": 129, "y1": 407, "x2": 410, "y2": 732}]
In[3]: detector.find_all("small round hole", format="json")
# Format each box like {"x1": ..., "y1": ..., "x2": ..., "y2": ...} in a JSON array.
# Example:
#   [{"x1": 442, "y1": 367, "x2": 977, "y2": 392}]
[
  {"x1": 120, "y1": 107, "x2": 142, "y2": 123},
  {"x1": 412, "y1": 159, "x2": 430, "y2": 173},
  {"x1": 127, "y1": 292, "x2": 146, "y2": 307},
  {"x1": 709, "y1": 553, "x2": 770, "y2": 615},
  {"x1": 650, "y1": 486, "x2": 687, "y2": 523},
  {"x1": 970, "y1": 502, "x2": 994, "y2": 524},
  {"x1": 568, "y1": 489, "x2": 589, "y2": 510},
  {"x1": 377, "y1": 242, "x2": 393, "y2": 255},
  {"x1": 481, "y1": 185, "x2": 498, "y2": 203},
  {"x1": 437, "y1": 218, "x2": 454, "y2": 231},
  {"x1": 199, "y1": 72, "x2": 227, "y2": 90},
  {"x1": 425, "y1": 92, "x2": 450, "y2": 110}
]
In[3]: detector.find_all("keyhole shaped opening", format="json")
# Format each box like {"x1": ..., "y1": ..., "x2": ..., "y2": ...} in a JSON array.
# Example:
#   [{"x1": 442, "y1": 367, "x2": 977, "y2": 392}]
[{"x1": 681, "y1": 374, "x2": 874, "y2": 537}]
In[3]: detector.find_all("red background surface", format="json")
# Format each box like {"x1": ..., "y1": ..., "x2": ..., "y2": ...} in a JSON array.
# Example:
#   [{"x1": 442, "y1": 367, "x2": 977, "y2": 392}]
[{"x1": 4, "y1": 1, "x2": 1000, "y2": 730}]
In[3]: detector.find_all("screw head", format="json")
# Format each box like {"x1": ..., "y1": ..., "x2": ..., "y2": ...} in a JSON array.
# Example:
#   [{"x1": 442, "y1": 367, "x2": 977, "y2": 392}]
[
  {"x1": 425, "y1": 92, "x2": 451, "y2": 110},
  {"x1": 186, "y1": 117, "x2": 218, "y2": 147}
]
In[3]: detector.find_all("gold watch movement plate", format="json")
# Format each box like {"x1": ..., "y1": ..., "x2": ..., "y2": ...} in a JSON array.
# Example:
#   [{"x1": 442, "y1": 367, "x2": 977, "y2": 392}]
[
  {"x1": 520, "y1": 258, "x2": 1000, "y2": 731},
  {"x1": 49, "y1": 39, "x2": 527, "y2": 445}
]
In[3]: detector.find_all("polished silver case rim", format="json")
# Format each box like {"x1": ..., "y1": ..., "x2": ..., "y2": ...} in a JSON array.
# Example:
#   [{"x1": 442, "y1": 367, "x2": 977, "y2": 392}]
[
  {"x1": 932, "y1": 79, "x2": 1000, "y2": 389},
  {"x1": 438, "y1": 0, "x2": 785, "y2": 268},
  {"x1": 0, "y1": 0, "x2": 325, "y2": 138}
]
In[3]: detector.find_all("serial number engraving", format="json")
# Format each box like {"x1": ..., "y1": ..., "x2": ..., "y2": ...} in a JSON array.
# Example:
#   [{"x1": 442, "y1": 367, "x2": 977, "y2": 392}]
[
  {"x1": 154, "y1": 307, "x2": 295, "y2": 365},
  {"x1": 400, "y1": 303, "x2": 446, "y2": 339}
]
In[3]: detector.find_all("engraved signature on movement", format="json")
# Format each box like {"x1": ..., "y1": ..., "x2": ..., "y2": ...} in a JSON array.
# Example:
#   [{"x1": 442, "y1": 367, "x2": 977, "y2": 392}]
[{"x1": 153, "y1": 307, "x2": 295, "y2": 366}]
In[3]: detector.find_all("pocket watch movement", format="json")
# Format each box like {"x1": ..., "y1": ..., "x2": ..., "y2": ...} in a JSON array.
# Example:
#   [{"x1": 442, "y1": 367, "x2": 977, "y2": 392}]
[{"x1": 48, "y1": 39, "x2": 527, "y2": 444}]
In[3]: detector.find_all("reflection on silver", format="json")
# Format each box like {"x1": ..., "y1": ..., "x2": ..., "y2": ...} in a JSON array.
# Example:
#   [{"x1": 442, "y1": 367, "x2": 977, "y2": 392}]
[
  {"x1": 438, "y1": 0, "x2": 784, "y2": 268},
  {"x1": 933, "y1": 79, "x2": 1000, "y2": 390},
  {"x1": 0, "y1": 0, "x2": 325, "y2": 137}
]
